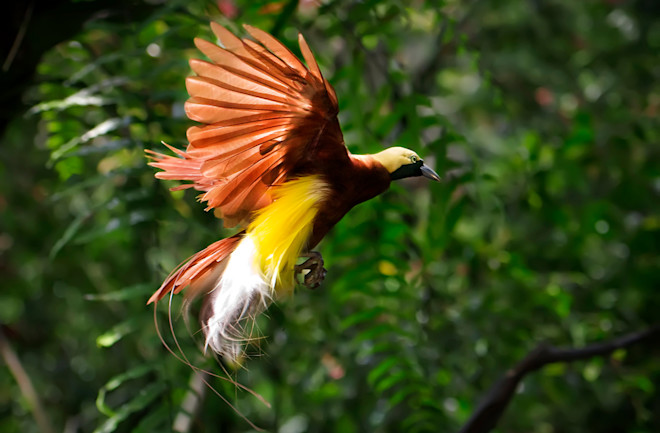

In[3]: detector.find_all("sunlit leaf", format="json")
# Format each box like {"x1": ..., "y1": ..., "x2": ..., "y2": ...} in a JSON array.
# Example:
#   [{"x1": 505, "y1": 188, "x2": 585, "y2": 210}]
[
  {"x1": 94, "y1": 382, "x2": 165, "y2": 433},
  {"x1": 96, "y1": 317, "x2": 141, "y2": 347}
]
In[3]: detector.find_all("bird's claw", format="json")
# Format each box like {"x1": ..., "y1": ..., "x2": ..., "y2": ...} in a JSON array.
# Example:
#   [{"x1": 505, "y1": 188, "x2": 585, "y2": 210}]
[{"x1": 295, "y1": 251, "x2": 327, "y2": 289}]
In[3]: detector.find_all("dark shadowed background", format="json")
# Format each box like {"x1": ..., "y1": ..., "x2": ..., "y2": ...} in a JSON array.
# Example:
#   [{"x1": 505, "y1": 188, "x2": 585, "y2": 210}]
[{"x1": 1, "y1": 0, "x2": 659, "y2": 432}]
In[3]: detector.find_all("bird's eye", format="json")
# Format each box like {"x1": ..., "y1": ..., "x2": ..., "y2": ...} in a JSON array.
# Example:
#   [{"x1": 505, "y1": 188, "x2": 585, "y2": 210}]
[{"x1": 410, "y1": 155, "x2": 419, "y2": 163}]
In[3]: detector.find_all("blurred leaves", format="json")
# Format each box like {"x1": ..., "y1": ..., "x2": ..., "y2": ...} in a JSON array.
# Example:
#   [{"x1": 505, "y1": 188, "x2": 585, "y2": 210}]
[{"x1": 0, "y1": 0, "x2": 658, "y2": 433}]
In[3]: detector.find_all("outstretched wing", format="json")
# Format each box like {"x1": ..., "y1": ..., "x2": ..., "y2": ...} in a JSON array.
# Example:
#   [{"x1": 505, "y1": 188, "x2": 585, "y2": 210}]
[{"x1": 147, "y1": 23, "x2": 347, "y2": 227}]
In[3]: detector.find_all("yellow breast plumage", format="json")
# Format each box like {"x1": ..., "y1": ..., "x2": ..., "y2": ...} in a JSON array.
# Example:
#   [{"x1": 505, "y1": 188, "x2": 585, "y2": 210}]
[{"x1": 248, "y1": 176, "x2": 329, "y2": 292}]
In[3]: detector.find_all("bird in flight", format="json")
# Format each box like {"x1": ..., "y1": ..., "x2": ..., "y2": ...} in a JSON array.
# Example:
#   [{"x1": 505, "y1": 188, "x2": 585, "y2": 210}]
[{"x1": 147, "y1": 23, "x2": 440, "y2": 362}]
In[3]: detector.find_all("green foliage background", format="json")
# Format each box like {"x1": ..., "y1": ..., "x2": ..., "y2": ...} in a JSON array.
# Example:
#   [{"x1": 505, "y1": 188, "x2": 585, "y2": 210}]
[{"x1": 1, "y1": 0, "x2": 659, "y2": 432}]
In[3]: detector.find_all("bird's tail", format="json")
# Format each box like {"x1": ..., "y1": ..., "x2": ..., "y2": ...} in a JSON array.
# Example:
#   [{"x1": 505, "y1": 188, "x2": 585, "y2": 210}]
[
  {"x1": 147, "y1": 234, "x2": 242, "y2": 304},
  {"x1": 149, "y1": 233, "x2": 274, "y2": 361}
]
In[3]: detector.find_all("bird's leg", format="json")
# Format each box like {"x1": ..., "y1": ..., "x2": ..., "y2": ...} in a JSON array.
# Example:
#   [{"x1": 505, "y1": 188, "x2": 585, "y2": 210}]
[{"x1": 294, "y1": 251, "x2": 327, "y2": 289}]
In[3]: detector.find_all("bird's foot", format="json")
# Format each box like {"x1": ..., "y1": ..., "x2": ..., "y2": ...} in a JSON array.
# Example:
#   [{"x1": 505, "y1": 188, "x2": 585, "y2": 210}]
[{"x1": 294, "y1": 251, "x2": 327, "y2": 289}]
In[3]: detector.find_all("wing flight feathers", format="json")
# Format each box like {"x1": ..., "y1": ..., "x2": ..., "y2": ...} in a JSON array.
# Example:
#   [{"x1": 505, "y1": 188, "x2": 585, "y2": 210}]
[
  {"x1": 149, "y1": 24, "x2": 346, "y2": 227},
  {"x1": 297, "y1": 33, "x2": 323, "y2": 82},
  {"x1": 243, "y1": 25, "x2": 309, "y2": 77}
]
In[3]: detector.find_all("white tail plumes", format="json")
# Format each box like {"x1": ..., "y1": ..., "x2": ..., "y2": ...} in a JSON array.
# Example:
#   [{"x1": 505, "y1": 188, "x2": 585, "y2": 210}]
[{"x1": 201, "y1": 235, "x2": 272, "y2": 362}]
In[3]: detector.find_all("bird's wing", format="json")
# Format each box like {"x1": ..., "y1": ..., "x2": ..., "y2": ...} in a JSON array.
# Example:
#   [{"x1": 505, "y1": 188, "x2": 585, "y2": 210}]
[{"x1": 147, "y1": 23, "x2": 346, "y2": 227}]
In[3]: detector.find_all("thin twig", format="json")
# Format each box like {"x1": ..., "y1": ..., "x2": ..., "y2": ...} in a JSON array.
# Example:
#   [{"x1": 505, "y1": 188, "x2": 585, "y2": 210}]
[
  {"x1": 0, "y1": 328, "x2": 56, "y2": 433},
  {"x1": 460, "y1": 323, "x2": 660, "y2": 433},
  {"x1": 3, "y1": 1, "x2": 34, "y2": 72}
]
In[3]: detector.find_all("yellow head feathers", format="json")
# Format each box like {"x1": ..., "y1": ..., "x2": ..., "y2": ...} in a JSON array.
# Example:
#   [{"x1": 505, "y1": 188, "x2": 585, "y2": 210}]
[
  {"x1": 371, "y1": 147, "x2": 421, "y2": 173},
  {"x1": 370, "y1": 146, "x2": 441, "y2": 182}
]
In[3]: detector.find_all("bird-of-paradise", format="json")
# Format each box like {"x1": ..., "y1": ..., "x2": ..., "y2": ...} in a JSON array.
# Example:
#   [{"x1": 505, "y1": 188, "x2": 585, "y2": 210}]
[{"x1": 147, "y1": 22, "x2": 440, "y2": 362}]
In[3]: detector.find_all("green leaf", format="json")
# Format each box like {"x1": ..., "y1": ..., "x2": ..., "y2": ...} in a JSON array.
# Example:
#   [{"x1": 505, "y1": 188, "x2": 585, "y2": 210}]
[
  {"x1": 387, "y1": 384, "x2": 419, "y2": 408},
  {"x1": 340, "y1": 306, "x2": 385, "y2": 330},
  {"x1": 352, "y1": 322, "x2": 402, "y2": 343},
  {"x1": 54, "y1": 157, "x2": 84, "y2": 181},
  {"x1": 375, "y1": 370, "x2": 409, "y2": 393},
  {"x1": 84, "y1": 283, "x2": 153, "y2": 302},
  {"x1": 50, "y1": 117, "x2": 131, "y2": 162},
  {"x1": 367, "y1": 357, "x2": 399, "y2": 386},
  {"x1": 49, "y1": 211, "x2": 90, "y2": 259},
  {"x1": 96, "y1": 317, "x2": 140, "y2": 348},
  {"x1": 94, "y1": 382, "x2": 166, "y2": 433},
  {"x1": 96, "y1": 364, "x2": 157, "y2": 417}
]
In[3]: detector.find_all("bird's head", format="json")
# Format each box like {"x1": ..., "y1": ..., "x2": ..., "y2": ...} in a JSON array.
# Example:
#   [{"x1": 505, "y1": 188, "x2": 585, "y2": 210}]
[{"x1": 371, "y1": 147, "x2": 441, "y2": 182}]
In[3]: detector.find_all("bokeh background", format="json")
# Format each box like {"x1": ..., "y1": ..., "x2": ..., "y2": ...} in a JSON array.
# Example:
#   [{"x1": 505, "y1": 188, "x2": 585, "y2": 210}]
[{"x1": 1, "y1": 0, "x2": 659, "y2": 432}]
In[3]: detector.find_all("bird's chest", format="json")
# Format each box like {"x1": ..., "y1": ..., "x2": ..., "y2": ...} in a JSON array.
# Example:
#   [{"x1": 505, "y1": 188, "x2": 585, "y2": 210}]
[{"x1": 308, "y1": 167, "x2": 390, "y2": 247}]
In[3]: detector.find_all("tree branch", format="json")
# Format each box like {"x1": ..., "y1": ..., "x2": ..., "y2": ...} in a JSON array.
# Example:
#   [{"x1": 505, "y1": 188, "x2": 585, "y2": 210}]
[
  {"x1": 172, "y1": 370, "x2": 208, "y2": 433},
  {"x1": 0, "y1": 327, "x2": 56, "y2": 433},
  {"x1": 460, "y1": 323, "x2": 660, "y2": 433}
]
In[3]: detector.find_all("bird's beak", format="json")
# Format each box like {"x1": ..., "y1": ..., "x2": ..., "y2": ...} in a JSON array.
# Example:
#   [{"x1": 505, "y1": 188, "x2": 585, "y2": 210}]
[{"x1": 420, "y1": 164, "x2": 441, "y2": 182}]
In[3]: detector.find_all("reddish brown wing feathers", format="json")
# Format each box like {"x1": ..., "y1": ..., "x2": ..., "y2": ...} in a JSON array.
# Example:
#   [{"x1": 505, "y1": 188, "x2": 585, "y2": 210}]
[
  {"x1": 147, "y1": 235, "x2": 242, "y2": 304},
  {"x1": 148, "y1": 23, "x2": 347, "y2": 228}
]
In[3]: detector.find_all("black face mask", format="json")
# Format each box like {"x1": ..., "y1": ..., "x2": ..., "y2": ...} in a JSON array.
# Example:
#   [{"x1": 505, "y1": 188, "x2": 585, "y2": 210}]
[{"x1": 390, "y1": 160, "x2": 423, "y2": 180}]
